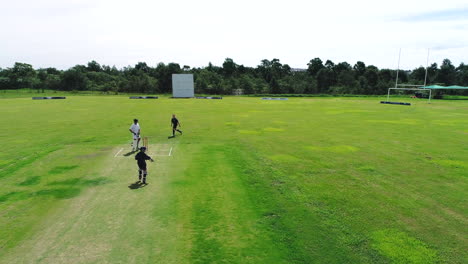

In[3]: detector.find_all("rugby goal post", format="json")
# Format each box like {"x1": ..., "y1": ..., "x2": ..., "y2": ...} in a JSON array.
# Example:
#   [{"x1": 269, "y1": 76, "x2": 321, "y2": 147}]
[
  {"x1": 385, "y1": 48, "x2": 432, "y2": 104},
  {"x1": 386, "y1": 87, "x2": 432, "y2": 103}
]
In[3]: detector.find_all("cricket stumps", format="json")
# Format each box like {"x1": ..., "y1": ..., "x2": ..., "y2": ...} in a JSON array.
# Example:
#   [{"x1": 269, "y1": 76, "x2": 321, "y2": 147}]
[{"x1": 143, "y1": 137, "x2": 148, "y2": 150}]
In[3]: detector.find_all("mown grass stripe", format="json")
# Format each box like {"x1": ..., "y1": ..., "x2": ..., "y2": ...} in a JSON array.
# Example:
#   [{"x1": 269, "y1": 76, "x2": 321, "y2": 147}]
[{"x1": 0, "y1": 146, "x2": 60, "y2": 179}]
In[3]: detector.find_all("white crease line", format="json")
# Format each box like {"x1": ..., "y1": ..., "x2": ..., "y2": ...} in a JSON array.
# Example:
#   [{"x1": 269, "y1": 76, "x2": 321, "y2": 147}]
[
  {"x1": 114, "y1": 148, "x2": 124, "y2": 157},
  {"x1": 169, "y1": 147, "x2": 173, "y2": 156}
]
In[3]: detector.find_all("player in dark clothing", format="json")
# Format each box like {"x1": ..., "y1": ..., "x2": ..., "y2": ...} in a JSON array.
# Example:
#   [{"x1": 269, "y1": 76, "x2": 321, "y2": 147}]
[
  {"x1": 171, "y1": 114, "x2": 182, "y2": 137},
  {"x1": 134, "y1": 147, "x2": 154, "y2": 184}
]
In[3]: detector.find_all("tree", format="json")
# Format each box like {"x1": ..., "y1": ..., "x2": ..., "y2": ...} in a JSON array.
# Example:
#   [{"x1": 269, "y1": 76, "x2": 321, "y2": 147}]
[
  {"x1": 10, "y1": 62, "x2": 36, "y2": 89},
  {"x1": 409, "y1": 66, "x2": 426, "y2": 84},
  {"x1": 34, "y1": 68, "x2": 62, "y2": 91},
  {"x1": 194, "y1": 69, "x2": 223, "y2": 94},
  {"x1": 257, "y1": 58, "x2": 291, "y2": 92},
  {"x1": 325, "y1": 60, "x2": 335, "y2": 69},
  {"x1": 222, "y1": 58, "x2": 237, "y2": 77},
  {"x1": 0, "y1": 76, "x2": 10, "y2": 89},
  {"x1": 72, "y1": 64, "x2": 87, "y2": 73},
  {"x1": 60, "y1": 70, "x2": 87, "y2": 91},
  {"x1": 280, "y1": 73, "x2": 313, "y2": 94},
  {"x1": 220, "y1": 77, "x2": 238, "y2": 94},
  {"x1": 269, "y1": 78, "x2": 280, "y2": 94},
  {"x1": 307, "y1": 58, "x2": 324, "y2": 76},
  {"x1": 238, "y1": 75, "x2": 255, "y2": 94},
  {"x1": 281, "y1": 64, "x2": 291, "y2": 77},
  {"x1": 135, "y1": 62, "x2": 150, "y2": 73},
  {"x1": 437, "y1": 59, "x2": 456, "y2": 85},
  {"x1": 258, "y1": 59, "x2": 273, "y2": 83},
  {"x1": 426, "y1": 63, "x2": 438, "y2": 84},
  {"x1": 86, "y1": 71, "x2": 118, "y2": 92},
  {"x1": 154, "y1": 63, "x2": 182, "y2": 93},
  {"x1": 278, "y1": 76, "x2": 293, "y2": 94},
  {"x1": 316, "y1": 68, "x2": 336, "y2": 93},
  {"x1": 206, "y1": 62, "x2": 222, "y2": 74},
  {"x1": 45, "y1": 67, "x2": 60, "y2": 75},
  {"x1": 271, "y1": 58, "x2": 286, "y2": 79},
  {"x1": 336, "y1": 70, "x2": 356, "y2": 92},
  {"x1": 44, "y1": 74, "x2": 61, "y2": 91},
  {"x1": 357, "y1": 76, "x2": 369, "y2": 94},
  {"x1": 37, "y1": 70, "x2": 48, "y2": 92},
  {"x1": 87, "y1": 61, "x2": 102, "y2": 72},
  {"x1": 353, "y1": 61, "x2": 366, "y2": 76},
  {"x1": 456, "y1": 63, "x2": 468, "y2": 86},
  {"x1": 1, "y1": 57, "x2": 464, "y2": 96},
  {"x1": 334, "y1": 62, "x2": 352, "y2": 73},
  {"x1": 237, "y1": 65, "x2": 249, "y2": 75},
  {"x1": 364, "y1": 66, "x2": 379, "y2": 92}
]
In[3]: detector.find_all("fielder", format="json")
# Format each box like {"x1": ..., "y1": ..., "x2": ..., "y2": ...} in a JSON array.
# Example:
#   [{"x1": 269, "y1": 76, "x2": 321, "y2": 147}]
[
  {"x1": 134, "y1": 147, "x2": 154, "y2": 184},
  {"x1": 129, "y1": 119, "x2": 141, "y2": 151},
  {"x1": 170, "y1": 114, "x2": 182, "y2": 138}
]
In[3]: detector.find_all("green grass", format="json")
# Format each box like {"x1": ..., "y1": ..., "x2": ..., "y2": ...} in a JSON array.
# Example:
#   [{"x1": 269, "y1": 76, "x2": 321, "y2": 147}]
[{"x1": 0, "y1": 95, "x2": 466, "y2": 263}]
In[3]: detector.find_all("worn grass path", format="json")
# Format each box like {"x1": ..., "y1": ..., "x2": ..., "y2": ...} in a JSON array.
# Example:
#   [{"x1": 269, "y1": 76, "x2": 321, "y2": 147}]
[
  {"x1": 0, "y1": 142, "x2": 288, "y2": 263},
  {"x1": 0, "y1": 143, "x2": 174, "y2": 263}
]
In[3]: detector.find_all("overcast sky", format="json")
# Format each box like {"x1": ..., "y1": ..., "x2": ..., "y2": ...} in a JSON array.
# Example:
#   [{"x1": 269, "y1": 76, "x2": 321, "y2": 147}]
[{"x1": 1, "y1": 0, "x2": 467, "y2": 70}]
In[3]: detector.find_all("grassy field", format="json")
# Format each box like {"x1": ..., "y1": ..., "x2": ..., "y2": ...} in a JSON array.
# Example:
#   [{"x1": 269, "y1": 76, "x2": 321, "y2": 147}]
[{"x1": 0, "y1": 94, "x2": 466, "y2": 263}]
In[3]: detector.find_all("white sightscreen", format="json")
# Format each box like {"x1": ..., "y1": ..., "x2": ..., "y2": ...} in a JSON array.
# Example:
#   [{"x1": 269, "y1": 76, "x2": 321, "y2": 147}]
[{"x1": 172, "y1": 74, "x2": 194, "y2": 97}]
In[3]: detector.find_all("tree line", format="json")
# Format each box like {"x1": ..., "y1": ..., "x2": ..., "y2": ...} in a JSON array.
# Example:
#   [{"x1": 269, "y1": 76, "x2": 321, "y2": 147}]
[{"x1": 0, "y1": 58, "x2": 467, "y2": 95}]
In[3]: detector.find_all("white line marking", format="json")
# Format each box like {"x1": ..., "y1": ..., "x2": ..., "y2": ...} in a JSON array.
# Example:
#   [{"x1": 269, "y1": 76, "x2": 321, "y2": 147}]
[
  {"x1": 169, "y1": 147, "x2": 173, "y2": 156},
  {"x1": 114, "y1": 148, "x2": 123, "y2": 157}
]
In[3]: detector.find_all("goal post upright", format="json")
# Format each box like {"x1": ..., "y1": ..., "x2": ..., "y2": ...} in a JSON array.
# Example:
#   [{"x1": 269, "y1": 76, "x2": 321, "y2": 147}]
[
  {"x1": 395, "y1": 48, "x2": 401, "y2": 89},
  {"x1": 424, "y1": 48, "x2": 430, "y2": 87}
]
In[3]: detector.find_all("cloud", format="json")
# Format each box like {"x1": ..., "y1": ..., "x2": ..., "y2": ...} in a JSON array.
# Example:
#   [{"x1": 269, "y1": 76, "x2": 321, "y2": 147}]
[
  {"x1": 1, "y1": 0, "x2": 468, "y2": 69},
  {"x1": 432, "y1": 44, "x2": 468, "y2": 51},
  {"x1": 401, "y1": 7, "x2": 468, "y2": 22}
]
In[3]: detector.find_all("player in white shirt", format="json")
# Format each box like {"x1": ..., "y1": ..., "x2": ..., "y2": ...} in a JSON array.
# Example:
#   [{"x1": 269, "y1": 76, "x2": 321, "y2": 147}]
[{"x1": 129, "y1": 119, "x2": 141, "y2": 151}]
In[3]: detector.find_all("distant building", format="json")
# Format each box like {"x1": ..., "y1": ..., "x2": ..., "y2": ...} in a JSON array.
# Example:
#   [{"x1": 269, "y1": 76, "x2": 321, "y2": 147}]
[{"x1": 291, "y1": 68, "x2": 307, "y2": 73}]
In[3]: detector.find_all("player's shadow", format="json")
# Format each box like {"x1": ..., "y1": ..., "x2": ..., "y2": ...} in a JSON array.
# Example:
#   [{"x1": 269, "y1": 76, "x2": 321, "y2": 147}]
[
  {"x1": 123, "y1": 150, "x2": 137, "y2": 156},
  {"x1": 128, "y1": 181, "x2": 147, "y2": 190}
]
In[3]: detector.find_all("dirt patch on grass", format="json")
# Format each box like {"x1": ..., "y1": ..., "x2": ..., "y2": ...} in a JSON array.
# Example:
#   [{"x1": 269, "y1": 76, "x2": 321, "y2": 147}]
[
  {"x1": 367, "y1": 119, "x2": 421, "y2": 125},
  {"x1": 17, "y1": 176, "x2": 41, "y2": 186},
  {"x1": 430, "y1": 159, "x2": 467, "y2": 168},
  {"x1": 263, "y1": 127, "x2": 284, "y2": 132},
  {"x1": 48, "y1": 165, "x2": 79, "y2": 174},
  {"x1": 225, "y1": 122, "x2": 240, "y2": 126},
  {"x1": 306, "y1": 145, "x2": 359, "y2": 153},
  {"x1": 371, "y1": 229, "x2": 438, "y2": 263},
  {"x1": 273, "y1": 120, "x2": 287, "y2": 125},
  {"x1": 48, "y1": 177, "x2": 111, "y2": 187},
  {"x1": 75, "y1": 152, "x2": 105, "y2": 159},
  {"x1": 269, "y1": 154, "x2": 300, "y2": 162},
  {"x1": 238, "y1": 130, "x2": 260, "y2": 135},
  {"x1": 326, "y1": 110, "x2": 374, "y2": 115}
]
